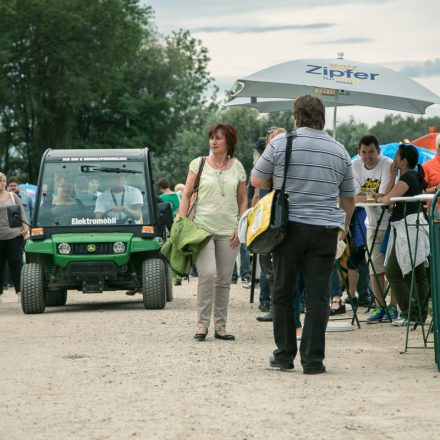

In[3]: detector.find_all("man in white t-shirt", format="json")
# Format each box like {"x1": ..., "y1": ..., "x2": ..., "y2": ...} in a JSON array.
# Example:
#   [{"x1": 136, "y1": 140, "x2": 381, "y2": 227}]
[
  {"x1": 352, "y1": 135, "x2": 398, "y2": 323},
  {"x1": 95, "y1": 174, "x2": 143, "y2": 224}
]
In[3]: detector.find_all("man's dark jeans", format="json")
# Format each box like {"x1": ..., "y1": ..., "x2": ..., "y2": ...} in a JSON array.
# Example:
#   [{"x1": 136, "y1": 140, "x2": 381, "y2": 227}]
[
  {"x1": 232, "y1": 243, "x2": 251, "y2": 282},
  {"x1": 259, "y1": 272, "x2": 270, "y2": 306},
  {"x1": 272, "y1": 222, "x2": 338, "y2": 371}
]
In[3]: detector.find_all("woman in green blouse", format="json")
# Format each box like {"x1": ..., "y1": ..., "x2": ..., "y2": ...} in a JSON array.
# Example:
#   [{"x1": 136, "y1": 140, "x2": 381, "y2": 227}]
[{"x1": 177, "y1": 123, "x2": 248, "y2": 341}]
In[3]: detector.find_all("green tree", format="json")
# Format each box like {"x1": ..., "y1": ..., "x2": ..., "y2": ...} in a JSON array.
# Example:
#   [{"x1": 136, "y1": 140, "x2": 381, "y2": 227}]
[
  {"x1": 73, "y1": 29, "x2": 216, "y2": 157},
  {"x1": 332, "y1": 117, "x2": 369, "y2": 155},
  {"x1": 370, "y1": 115, "x2": 440, "y2": 144},
  {"x1": 0, "y1": 0, "x2": 146, "y2": 180}
]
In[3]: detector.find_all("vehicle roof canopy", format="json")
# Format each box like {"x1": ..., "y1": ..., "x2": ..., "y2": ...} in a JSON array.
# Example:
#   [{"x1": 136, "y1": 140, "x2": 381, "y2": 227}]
[{"x1": 45, "y1": 148, "x2": 148, "y2": 161}]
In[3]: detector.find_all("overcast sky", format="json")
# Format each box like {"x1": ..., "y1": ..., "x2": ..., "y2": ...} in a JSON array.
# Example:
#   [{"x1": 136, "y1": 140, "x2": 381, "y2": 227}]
[{"x1": 144, "y1": 0, "x2": 440, "y2": 127}]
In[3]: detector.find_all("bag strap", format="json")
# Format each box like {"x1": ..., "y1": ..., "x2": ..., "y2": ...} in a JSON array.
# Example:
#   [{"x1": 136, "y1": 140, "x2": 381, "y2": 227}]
[
  {"x1": 279, "y1": 131, "x2": 297, "y2": 195},
  {"x1": 186, "y1": 156, "x2": 206, "y2": 217},
  {"x1": 193, "y1": 156, "x2": 206, "y2": 194},
  {"x1": 9, "y1": 192, "x2": 16, "y2": 206}
]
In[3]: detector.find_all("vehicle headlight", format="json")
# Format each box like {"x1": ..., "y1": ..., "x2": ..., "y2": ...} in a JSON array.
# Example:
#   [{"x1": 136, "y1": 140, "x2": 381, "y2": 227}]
[
  {"x1": 58, "y1": 243, "x2": 71, "y2": 255},
  {"x1": 113, "y1": 242, "x2": 125, "y2": 254}
]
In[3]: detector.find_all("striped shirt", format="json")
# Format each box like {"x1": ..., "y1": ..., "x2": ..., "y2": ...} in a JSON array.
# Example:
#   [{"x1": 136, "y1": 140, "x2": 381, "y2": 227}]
[{"x1": 251, "y1": 127, "x2": 355, "y2": 229}]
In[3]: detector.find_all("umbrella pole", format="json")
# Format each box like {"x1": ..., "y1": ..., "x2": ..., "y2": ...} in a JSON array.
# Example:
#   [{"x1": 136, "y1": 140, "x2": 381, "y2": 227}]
[{"x1": 333, "y1": 90, "x2": 339, "y2": 139}]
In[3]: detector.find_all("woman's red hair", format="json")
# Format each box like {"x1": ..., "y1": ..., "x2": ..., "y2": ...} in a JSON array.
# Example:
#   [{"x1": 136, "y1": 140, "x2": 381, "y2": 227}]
[{"x1": 209, "y1": 123, "x2": 237, "y2": 157}]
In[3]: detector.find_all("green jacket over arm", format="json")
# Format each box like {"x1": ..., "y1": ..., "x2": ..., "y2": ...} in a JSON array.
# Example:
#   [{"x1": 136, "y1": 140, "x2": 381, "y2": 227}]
[{"x1": 160, "y1": 217, "x2": 212, "y2": 277}]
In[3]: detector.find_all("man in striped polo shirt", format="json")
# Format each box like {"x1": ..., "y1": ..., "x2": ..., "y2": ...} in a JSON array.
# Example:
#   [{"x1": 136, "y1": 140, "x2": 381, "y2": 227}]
[{"x1": 251, "y1": 95, "x2": 356, "y2": 375}]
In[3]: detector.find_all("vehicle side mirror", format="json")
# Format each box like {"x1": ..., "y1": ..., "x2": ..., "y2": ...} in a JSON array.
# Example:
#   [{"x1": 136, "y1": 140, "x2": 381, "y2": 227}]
[
  {"x1": 7, "y1": 205, "x2": 23, "y2": 228},
  {"x1": 157, "y1": 202, "x2": 173, "y2": 230}
]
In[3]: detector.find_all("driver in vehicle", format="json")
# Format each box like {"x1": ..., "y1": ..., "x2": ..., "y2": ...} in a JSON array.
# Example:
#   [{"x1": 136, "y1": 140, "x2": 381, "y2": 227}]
[{"x1": 95, "y1": 174, "x2": 143, "y2": 224}]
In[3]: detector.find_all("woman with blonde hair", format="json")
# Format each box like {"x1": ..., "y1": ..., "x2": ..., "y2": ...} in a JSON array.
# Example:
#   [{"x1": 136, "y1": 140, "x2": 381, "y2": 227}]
[
  {"x1": 0, "y1": 172, "x2": 28, "y2": 298},
  {"x1": 174, "y1": 183, "x2": 185, "y2": 195},
  {"x1": 39, "y1": 176, "x2": 83, "y2": 226}
]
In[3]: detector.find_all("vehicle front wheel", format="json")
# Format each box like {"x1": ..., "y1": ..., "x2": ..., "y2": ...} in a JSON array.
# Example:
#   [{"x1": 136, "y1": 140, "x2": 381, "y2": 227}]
[
  {"x1": 46, "y1": 289, "x2": 68, "y2": 307},
  {"x1": 142, "y1": 258, "x2": 166, "y2": 310},
  {"x1": 21, "y1": 263, "x2": 46, "y2": 314}
]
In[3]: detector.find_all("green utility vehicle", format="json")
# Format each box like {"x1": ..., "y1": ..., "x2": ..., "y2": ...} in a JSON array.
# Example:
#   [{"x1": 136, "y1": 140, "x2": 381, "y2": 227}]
[{"x1": 13, "y1": 148, "x2": 173, "y2": 314}]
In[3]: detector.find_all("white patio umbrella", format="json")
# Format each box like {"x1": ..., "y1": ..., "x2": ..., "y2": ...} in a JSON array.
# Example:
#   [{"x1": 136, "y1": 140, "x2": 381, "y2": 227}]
[
  {"x1": 231, "y1": 55, "x2": 440, "y2": 137},
  {"x1": 226, "y1": 96, "x2": 350, "y2": 113}
]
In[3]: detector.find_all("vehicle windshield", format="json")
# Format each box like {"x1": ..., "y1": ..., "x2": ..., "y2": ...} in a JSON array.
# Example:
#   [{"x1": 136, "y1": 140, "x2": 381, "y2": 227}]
[{"x1": 35, "y1": 160, "x2": 151, "y2": 227}]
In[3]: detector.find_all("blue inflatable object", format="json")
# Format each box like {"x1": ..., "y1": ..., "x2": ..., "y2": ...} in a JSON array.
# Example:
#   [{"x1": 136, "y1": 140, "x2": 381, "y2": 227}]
[
  {"x1": 352, "y1": 142, "x2": 435, "y2": 164},
  {"x1": 19, "y1": 183, "x2": 37, "y2": 200}
]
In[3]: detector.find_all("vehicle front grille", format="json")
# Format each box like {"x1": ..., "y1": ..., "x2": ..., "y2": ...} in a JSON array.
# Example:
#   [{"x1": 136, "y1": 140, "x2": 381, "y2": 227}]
[{"x1": 67, "y1": 243, "x2": 120, "y2": 255}]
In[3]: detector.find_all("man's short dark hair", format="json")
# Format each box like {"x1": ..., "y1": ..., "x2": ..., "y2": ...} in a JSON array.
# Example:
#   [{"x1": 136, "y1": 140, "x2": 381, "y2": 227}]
[
  {"x1": 293, "y1": 95, "x2": 325, "y2": 130},
  {"x1": 158, "y1": 178, "x2": 171, "y2": 190},
  {"x1": 7, "y1": 176, "x2": 20, "y2": 185},
  {"x1": 359, "y1": 135, "x2": 379, "y2": 150}
]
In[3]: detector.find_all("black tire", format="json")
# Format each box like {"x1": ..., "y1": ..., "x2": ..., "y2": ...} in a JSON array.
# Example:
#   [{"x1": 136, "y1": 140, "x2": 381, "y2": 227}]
[
  {"x1": 21, "y1": 263, "x2": 46, "y2": 314},
  {"x1": 142, "y1": 258, "x2": 166, "y2": 309},
  {"x1": 165, "y1": 265, "x2": 173, "y2": 302},
  {"x1": 46, "y1": 289, "x2": 67, "y2": 307}
]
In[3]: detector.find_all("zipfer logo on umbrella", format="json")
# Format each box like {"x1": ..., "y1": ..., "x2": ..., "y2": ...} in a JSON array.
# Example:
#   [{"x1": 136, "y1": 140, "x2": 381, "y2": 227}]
[{"x1": 306, "y1": 64, "x2": 380, "y2": 82}]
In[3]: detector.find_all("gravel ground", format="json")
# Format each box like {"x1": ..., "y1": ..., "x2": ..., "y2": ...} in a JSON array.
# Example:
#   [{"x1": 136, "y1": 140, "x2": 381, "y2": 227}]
[{"x1": 1, "y1": 282, "x2": 439, "y2": 440}]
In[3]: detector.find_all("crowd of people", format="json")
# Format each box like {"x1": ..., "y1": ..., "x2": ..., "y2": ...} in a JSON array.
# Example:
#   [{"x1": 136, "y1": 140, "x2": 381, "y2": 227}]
[
  {"x1": 1, "y1": 94, "x2": 439, "y2": 375},
  {"x1": 163, "y1": 94, "x2": 438, "y2": 374}
]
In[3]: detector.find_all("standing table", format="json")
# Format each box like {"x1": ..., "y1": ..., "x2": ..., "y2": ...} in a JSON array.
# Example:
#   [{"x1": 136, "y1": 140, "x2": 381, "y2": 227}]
[
  {"x1": 389, "y1": 194, "x2": 434, "y2": 356},
  {"x1": 355, "y1": 202, "x2": 393, "y2": 321}
]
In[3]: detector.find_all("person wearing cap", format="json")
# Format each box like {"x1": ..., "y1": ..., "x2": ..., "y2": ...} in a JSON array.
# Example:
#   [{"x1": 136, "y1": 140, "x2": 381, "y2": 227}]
[{"x1": 422, "y1": 134, "x2": 440, "y2": 198}]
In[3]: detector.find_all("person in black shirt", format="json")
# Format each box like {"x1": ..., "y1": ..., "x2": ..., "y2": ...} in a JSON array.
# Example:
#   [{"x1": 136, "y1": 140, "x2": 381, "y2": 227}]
[{"x1": 376, "y1": 144, "x2": 429, "y2": 326}]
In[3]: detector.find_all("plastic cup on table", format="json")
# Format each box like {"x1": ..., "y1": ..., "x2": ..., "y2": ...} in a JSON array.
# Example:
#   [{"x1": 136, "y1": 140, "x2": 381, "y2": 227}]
[{"x1": 365, "y1": 188, "x2": 376, "y2": 204}]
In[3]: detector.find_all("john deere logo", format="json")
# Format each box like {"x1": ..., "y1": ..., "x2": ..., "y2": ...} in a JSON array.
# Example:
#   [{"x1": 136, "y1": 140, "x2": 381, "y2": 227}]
[{"x1": 87, "y1": 244, "x2": 96, "y2": 253}]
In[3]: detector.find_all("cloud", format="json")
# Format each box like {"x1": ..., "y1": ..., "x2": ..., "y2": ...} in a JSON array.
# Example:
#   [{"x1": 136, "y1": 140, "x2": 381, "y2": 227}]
[
  {"x1": 399, "y1": 59, "x2": 440, "y2": 78},
  {"x1": 191, "y1": 23, "x2": 334, "y2": 34},
  {"x1": 145, "y1": 0, "x2": 391, "y2": 20},
  {"x1": 211, "y1": 75, "x2": 238, "y2": 93},
  {"x1": 314, "y1": 37, "x2": 373, "y2": 44}
]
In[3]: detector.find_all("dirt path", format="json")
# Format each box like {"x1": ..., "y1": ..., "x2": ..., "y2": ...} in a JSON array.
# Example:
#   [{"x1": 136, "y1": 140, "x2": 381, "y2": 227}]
[{"x1": 1, "y1": 283, "x2": 439, "y2": 440}]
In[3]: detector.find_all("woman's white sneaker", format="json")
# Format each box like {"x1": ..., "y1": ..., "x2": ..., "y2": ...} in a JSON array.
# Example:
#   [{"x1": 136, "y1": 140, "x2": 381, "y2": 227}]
[{"x1": 392, "y1": 317, "x2": 408, "y2": 326}]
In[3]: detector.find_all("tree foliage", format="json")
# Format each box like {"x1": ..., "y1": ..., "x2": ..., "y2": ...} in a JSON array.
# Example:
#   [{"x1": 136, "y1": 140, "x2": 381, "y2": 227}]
[
  {"x1": 0, "y1": 0, "x2": 214, "y2": 181},
  {"x1": 0, "y1": 0, "x2": 146, "y2": 180},
  {"x1": 331, "y1": 117, "x2": 369, "y2": 155},
  {"x1": 369, "y1": 115, "x2": 440, "y2": 145}
]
